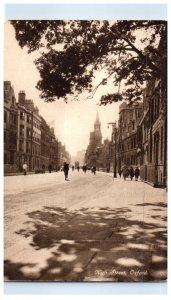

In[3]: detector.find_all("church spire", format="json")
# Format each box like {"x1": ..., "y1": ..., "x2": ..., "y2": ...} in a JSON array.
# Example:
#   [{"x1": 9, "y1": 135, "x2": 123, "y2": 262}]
[
  {"x1": 96, "y1": 111, "x2": 100, "y2": 124},
  {"x1": 94, "y1": 111, "x2": 101, "y2": 138}
]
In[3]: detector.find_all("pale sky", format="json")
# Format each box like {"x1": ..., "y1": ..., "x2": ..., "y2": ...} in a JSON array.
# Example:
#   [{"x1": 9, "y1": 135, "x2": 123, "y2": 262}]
[{"x1": 4, "y1": 21, "x2": 120, "y2": 157}]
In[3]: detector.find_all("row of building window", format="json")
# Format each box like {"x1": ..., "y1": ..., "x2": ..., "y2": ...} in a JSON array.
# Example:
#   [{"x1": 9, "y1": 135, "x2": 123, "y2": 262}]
[
  {"x1": 19, "y1": 112, "x2": 41, "y2": 130},
  {"x1": 4, "y1": 131, "x2": 17, "y2": 146},
  {"x1": 144, "y1": 127, "x2": 164, "y2": 164},
  {"x1": 4, "y1": 111, "x2": 17, "y2": 125},
  {"x1": 19, "y1": 140, "x2": 41, "y2": 155}
]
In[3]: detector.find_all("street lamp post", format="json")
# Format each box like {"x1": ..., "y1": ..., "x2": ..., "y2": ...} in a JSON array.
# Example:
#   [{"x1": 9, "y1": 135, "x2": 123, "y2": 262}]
[{"x1": 108, "y1": 122, "x2": 117, "y2": 178}]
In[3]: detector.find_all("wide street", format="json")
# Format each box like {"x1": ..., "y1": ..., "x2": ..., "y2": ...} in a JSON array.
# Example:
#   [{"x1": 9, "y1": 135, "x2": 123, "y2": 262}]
[{"x1": 4, "y1": 170, "x2": 167, "y2": 282}]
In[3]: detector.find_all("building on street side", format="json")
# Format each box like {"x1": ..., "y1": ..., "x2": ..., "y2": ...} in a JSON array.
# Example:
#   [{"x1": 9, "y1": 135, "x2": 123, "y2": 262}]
[
  {"x1": 4, "y1": 81, "x2": 71, "y2": 174},
  {"x1": 40, "y1": 116, "x2": 53, "y2": 170},
  {"x1": 139, "y1": 79, "x2": 167, "y2": 187},
  {"x1": 4, "y1": 81, "x2": 18, "y2": 173},
  {"x1": 17, "y1": 92, "x2": 41, "y2": 172},
  {"x1": 117, "y1": 101, "x2": 143, "y2": 170}
]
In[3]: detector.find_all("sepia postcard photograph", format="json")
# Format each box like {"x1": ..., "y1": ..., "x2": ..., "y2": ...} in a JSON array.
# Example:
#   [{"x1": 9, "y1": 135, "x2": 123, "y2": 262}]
[{"x1": 3, "y1": 4, "x2": 167, "y2": 285}]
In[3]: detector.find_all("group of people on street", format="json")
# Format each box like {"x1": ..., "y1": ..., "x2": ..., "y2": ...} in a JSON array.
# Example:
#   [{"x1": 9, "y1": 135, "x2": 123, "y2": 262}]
[
  {"x1": 22, "y1": 160, "x2": 140, "y2": 183},
  {"x1": 22, "y1": 162, "x2": 62, "y2": 176},
  {"x1": 119, "y1": 166, "x2": 140, "y2": 181},
  {"x1": 63, "y1": 163, "x2": 98, "y2": 180}
]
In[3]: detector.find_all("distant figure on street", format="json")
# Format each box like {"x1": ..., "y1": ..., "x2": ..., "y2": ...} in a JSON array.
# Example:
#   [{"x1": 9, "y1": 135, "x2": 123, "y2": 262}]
[
  {"x1": 48, "y1": 164, "x2": 52, "y2": 173},
  {"x1": 122, "y1": 166, "x2": 129, "y2": 180},
  {"x1": 92, "y1": 166, "x2": 96, "y2": 175},
  {"x1": 134, "y1": 167, "x2": 140, "y2": 181},
  {"x1": 77, "y1": 166, "x2": 80, "y2": 172},
  {"x1": 83, "y1": 165, "x2": 87, "y2": 173},
  {"x1": 72, "y1": 165, "x2": 74, "y2": 171},
  {"x1": 23, "y1": 162, "x2": 28, "y2": 176},
  {"x1": 118, "y1": 169, "x2": 122, "y2": 178},
  {"x1": 129, "y1": 166, "x2": 134, "y2": 181},
  {"x1": 63, "y1": 162, "x2": 69, "y2": 181},
  {"x1": 42, "y1": 164, "x2": 45, "y2": 174}
]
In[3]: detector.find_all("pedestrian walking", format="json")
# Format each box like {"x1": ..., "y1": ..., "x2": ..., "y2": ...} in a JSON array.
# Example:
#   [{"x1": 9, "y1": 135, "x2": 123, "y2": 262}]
[
  {"x1": 42, "y1": 164, "x2": 45, "y2": 174},
  {"x1": 118, "y1": 169, "x2": 122, "y2": 178},
  {"x1": 77, "y1": 166, "x2": 80, "y2": 172},
  {"x1": 83, "y1": 165, "x2": 87, "y2": 173},
  {"x1": 63, "y1": 162, "x2": 69, "y2": 181},
  {"x1": 134, "y1": 166, "x2": 140, "y2": 181},
  {"x1": 48, "y1": 164, "x2": 52, "y2": 173},
  {"x1": 92, "y1": 166, "x2": 96, "y2": 175},
  {"x1": 72, "y1": 165, "x2": 74, "y2": 171},
  {"x1": 129, "y1": 166, "x2": 134, "y2": 181},
  {"x1": 122, "y1": 166, "x2": 129, "y2": 180},
  {"x1": 23, "y1": 162, "x2": 28, "y2": 176}
]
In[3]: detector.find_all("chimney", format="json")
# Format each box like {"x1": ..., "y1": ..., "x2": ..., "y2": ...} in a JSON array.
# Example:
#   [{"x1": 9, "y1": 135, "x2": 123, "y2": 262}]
[
  {"x1": 18, "y1": 91, "x2": 26, "y2": 105},
  {"x1": 4, "y1": 81, "x2": 11, "y2": 91},
  {"x1": 34, "y1": 106, "x2": 39, "y2": 115}
]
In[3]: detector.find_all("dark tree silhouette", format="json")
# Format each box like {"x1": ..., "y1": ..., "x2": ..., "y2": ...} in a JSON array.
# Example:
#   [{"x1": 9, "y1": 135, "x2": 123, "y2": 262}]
[{"x1": 11, "y1": 20, "x2": 167, "y2": 104}]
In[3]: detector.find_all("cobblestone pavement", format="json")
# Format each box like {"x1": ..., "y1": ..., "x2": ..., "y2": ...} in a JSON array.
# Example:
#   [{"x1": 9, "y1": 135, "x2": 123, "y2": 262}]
[{"x1": 4, "y1": 170, "x2": 167, "y2": 281}]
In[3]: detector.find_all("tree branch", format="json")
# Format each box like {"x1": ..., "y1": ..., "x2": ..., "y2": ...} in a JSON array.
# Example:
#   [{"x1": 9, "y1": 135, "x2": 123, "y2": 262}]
[{"x1": 123, "y1": 37, "x2": 160, "y2": 75}]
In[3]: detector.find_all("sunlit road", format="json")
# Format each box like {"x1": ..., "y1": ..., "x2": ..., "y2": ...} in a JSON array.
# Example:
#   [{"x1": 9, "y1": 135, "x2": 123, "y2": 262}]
[{"x1": 4, "y1": 170, "x2": 167, "y2": 281}]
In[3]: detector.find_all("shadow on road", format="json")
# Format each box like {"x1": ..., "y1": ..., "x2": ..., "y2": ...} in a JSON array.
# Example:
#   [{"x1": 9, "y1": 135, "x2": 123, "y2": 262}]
[
  {"x1": 135, "y1": 202, "x2": 167, "y2": 208},
  {"x1": 4, "y1": 202, "x2": 167, "y2": 282}
]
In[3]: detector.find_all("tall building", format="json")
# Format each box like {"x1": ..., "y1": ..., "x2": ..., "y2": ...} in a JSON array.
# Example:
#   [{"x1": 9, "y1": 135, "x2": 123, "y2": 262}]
[
  {"x1": 49, "y1": 127, "x2": 59, "y2": 169},
  {"x1": 17, "y1": 92, "x2": 41, "y2": 171},
  {"x1": 117, "y1": 102, "x2": 143, "y2": 168},
  {"x1": 4, "y1": 81, "x2": 71, "y2": 174},
  {"x1": 4, "y1": 81, "x2": 18, "y2": 172},
  {"x1": 40, "y1": 116, "x2": 53, "y2": 169},
  {"x1": 85, "y1": 112, "x2": 102, "y2": 167},
  {"x1": 139, "y1": 79, "x2": 167, "y2": 187},
  {"x1": 98, "y1": 138, "x2": 111, "y2": 170},
  {"x1": 138, "y1": 27, "x2": 167, "y2": 187}
]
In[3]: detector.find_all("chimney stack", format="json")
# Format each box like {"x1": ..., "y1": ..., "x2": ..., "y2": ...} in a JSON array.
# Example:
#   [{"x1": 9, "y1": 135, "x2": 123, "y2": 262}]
[{"x1": 18, "y1": 91, "x2": 26, "y2": 105}]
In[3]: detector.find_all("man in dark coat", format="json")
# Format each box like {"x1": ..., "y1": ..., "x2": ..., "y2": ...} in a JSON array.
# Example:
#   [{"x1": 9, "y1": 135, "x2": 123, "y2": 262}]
[
  {"x1": 129, "y1": 166, "x2": 134, "y2": 180},
  {"x1": 134, "y1": 167, "x2": 140, "y2": 181},
  {"x1": 63, "y1": 162, "x2": 69, "y2": 181},
  {"x1": 122, "y1": 166, "x2": 129, "y2": 180},
  {"x1": 48, "y1": 164, "x2": 52, "y2": 173},
  {"x1": 92, "y1": 166, "x2": 96, "y2": 175}
]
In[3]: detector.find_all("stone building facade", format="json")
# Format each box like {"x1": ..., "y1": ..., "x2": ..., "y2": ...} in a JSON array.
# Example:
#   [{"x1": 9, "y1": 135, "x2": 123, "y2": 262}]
[
  {"x1": 117, "y1": 102, "x2": 143, "y2": 170},
  {"x1": 139, "y1": 79, "x2": 167, "y2": 187},
  {"x1": 17, "y1": 92, "x2": 41, "y2": 172},
  {"x1": 4, "y1": 81, "x2": 70, "y2": 174},
  {"x1": 4, "y1": 81, "x2": 18, "y2": 173}
]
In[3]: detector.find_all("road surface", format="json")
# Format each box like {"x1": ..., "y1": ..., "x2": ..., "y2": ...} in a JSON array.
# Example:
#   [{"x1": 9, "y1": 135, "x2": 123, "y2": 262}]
[{"x1": 4, "y1": 170, "x2": 167, "y2": 281}]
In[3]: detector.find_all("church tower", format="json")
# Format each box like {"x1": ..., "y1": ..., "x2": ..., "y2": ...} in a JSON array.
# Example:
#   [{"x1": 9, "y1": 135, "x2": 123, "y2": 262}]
[
  {"x1": 85, "y1": 112, "x2": 102, "y2": 167},
  {"x1": 94, "y1": 112, "x2": 102, "y2": 146}
]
